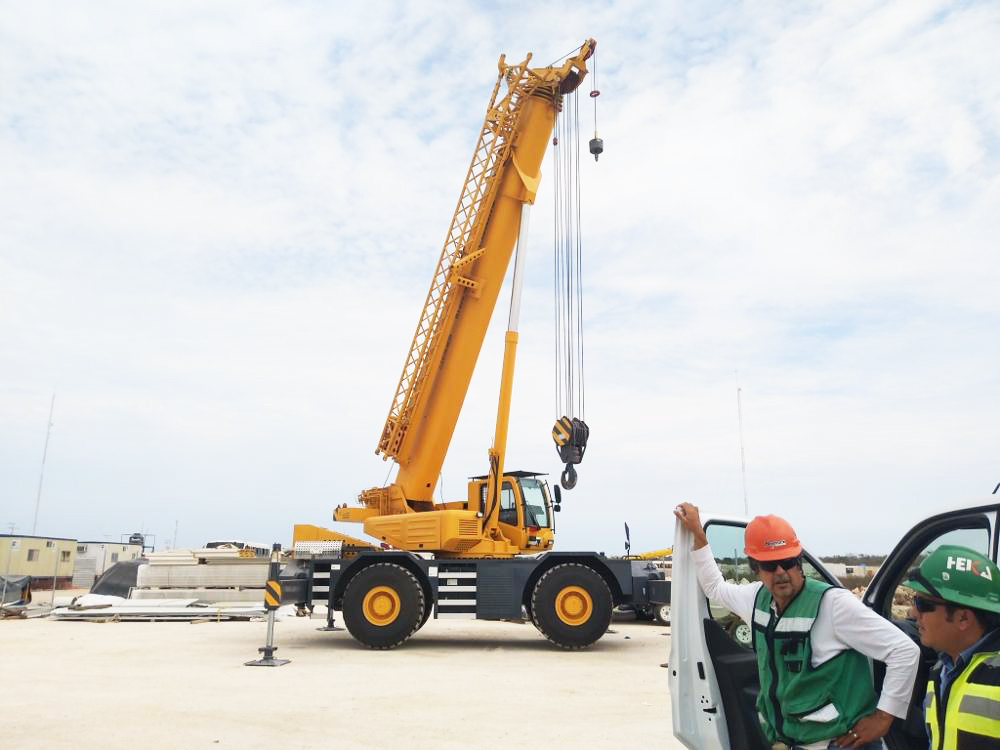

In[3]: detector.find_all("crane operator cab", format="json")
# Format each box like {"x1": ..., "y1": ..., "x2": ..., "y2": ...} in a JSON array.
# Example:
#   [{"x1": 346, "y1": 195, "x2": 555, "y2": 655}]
[{"x1": 470, "y1": 471, "x2": 556, "y2": 552}]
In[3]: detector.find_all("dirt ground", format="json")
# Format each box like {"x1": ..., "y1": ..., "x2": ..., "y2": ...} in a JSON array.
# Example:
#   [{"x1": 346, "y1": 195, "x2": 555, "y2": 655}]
[{"x1": 3, "y1": 598, "x2": 681, "y2": 749}]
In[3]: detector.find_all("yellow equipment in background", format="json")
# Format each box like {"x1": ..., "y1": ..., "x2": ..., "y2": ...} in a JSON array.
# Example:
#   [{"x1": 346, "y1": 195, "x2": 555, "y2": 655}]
[{"x1": 631, "y1": 547, "x2": 674, "y2": 560}]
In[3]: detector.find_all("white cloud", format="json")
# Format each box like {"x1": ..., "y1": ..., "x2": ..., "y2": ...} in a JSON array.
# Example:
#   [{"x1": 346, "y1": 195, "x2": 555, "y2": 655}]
[{"x1": 1, "y1": 1, "x2": 998, "y2": 557}]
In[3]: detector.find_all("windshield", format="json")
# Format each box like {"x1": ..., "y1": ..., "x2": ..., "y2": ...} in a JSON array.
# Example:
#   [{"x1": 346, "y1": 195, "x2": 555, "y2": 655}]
[{"x1": 519, "y1": 478, "x2": 551, "y2": 528}]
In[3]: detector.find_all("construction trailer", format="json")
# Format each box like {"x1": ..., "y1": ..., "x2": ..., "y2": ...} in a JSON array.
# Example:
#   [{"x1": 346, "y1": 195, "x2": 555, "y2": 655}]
[
  {"x1": 72, "y1": 541, "x2": 144, "y2": 589},
  {"x1": 0, "y1": 534, "x2": 76, "y2": 590}
]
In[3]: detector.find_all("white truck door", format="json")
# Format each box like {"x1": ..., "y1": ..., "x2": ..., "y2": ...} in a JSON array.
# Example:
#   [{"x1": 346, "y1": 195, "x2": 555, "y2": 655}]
[{"x1": 669, "y1": 516, "x2": 731, "y2": 750}]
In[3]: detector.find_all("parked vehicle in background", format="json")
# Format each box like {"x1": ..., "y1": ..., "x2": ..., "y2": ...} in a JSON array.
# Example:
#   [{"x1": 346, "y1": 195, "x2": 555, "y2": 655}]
[{"x1": 615, "y1": 557, "x2": 671, "y2": 624}]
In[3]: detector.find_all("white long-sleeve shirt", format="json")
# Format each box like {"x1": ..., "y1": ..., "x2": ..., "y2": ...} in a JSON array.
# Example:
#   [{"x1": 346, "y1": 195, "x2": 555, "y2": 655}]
[{"x1": 693, "y1": 544, "x2": 919, "y2": 724}]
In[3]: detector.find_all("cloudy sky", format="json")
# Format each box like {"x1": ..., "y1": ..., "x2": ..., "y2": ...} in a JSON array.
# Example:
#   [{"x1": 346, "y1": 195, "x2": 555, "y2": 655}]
[{"x1": 2, "y1": 1, "x2": 998, "y2": 557}]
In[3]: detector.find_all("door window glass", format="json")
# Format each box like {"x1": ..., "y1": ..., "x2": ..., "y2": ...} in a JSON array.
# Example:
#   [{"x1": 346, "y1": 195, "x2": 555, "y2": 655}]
[
  {"x1": 520, "y1": 478, "x2": 551, "y2": 528},
  {"x1": 498, "y1": 483, "x2": 517, "y2": 525},
  {"x1": 705, "y1": 522, "x2": 757, "y2": 648},
  {"x1": 887, "y1": 525, "x2": 990, "y2": 620},
  {"x1": 801, "y1": 558, "x2": 827, "y2": 583}
]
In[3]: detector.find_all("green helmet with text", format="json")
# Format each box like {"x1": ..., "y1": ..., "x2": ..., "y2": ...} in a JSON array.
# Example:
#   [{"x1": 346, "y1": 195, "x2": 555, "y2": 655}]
[{"x1": 906, "y1": 544, "x2": 1000, "y2": 615}]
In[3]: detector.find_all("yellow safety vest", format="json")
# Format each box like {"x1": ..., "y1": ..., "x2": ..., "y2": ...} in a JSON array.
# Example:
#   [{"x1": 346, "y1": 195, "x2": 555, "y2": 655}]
[{"x1": 925, "y1": 650, "x2": 1000, "y2": 749}]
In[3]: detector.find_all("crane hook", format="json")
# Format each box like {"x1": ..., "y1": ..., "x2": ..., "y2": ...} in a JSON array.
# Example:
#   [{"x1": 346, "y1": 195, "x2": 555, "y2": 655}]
[{"x1": 561, "y1": 464, "x2": 578, "y2": 490}]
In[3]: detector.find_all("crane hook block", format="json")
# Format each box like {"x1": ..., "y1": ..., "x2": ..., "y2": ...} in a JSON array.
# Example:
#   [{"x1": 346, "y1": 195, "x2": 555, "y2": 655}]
[
  {"x1": 589, "y1": 136, "x2": 603, "y2": 162},
  {"x1": 552, "y1": 416, "x2": 589, "y2": 490}
]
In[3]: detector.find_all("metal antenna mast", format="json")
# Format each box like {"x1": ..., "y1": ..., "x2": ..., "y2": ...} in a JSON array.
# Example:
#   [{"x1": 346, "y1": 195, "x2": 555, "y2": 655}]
[
  {"x1": 32, "y1": 394, "x2": 55, "y2": 536},
  {"x1": 737, "y1": 386, "x2": 749, "y2": 515}
]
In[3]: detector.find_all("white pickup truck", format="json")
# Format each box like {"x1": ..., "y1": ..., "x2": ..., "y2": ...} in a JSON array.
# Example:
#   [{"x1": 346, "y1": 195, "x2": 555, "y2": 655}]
[{"x1": 668, "y1": 497, "x2": 1000, "y2": 750}]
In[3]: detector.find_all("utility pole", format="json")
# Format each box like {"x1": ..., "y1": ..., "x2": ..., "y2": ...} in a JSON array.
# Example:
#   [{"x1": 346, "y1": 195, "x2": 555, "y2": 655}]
[{"x1": 32, "y1": 394, "x2": 56, "y2": 536}]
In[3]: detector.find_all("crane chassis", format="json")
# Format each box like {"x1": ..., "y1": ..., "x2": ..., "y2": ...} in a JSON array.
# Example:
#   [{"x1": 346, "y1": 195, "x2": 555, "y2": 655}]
[{"x1": 279, "y1": 547, "x2": 669, "y2": 649}]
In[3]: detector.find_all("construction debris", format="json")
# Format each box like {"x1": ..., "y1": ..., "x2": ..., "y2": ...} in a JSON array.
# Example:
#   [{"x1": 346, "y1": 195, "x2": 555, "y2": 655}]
[
  {"x1": 48, "y1": 593, "x2": 286, "y2": 622},
  {"x1": 146, "y1": 546, "x2": 262, "y2": 565}
]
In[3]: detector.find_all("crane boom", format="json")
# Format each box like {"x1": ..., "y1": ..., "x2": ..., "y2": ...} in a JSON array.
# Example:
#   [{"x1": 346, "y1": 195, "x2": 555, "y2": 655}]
[
  {"x1": 374, "y1": 42, "x2": 594, "y2": 503},
  {"x1": 333, "y1": 40, "x2": 595, "y2": 558}
]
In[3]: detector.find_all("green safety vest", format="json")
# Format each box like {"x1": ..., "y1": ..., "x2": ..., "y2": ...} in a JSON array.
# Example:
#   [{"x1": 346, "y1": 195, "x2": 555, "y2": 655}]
[
  {"x1": 752, "y1": 578, "x2": 877, "y2": 745},
  {"x1": 925, "y1": 649, "x2": 1000, "y2": 749}
]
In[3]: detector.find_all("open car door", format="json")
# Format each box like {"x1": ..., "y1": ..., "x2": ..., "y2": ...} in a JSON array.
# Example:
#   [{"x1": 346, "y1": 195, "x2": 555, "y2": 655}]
[
  {"x1": 669, "y1": 499, "x2": 1000, "y2": 750},
  {"x1": 668, "y1": 514, "x2": 842, "y2": 750},
  {"x1": 860, "y1": 499, "x2": 1000, "y2": 750}
]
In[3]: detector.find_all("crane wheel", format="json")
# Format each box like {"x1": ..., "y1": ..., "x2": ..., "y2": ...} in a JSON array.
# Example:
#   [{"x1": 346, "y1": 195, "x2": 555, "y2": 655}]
[
  {"x1": 342, "y1": 563, "x2": 425, "y2": 649},
  {"x1": 530, "y1": 563, "x2": 612, "y2": 649},
  {"x1": 417, "y1": 585, "x2": 433, "y2": 630}
]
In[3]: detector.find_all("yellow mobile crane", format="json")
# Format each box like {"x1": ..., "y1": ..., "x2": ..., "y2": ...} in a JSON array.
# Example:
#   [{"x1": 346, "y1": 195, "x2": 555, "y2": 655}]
[
  {"x1": 279, "y1": 39, "x2": 665, "y2": 649},
  {"x1": 329, "y1": 40, "x2": 594, "y2": 558}
]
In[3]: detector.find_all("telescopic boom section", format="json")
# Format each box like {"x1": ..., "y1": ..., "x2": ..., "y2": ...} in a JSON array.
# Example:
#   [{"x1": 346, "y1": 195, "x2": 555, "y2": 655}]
[{"x1": 368, "y1": 41, "x2": 594, "y2": 510}]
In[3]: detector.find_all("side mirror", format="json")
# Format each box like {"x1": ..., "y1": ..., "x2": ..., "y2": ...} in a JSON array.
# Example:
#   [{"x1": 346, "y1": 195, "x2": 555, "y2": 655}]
[{"x1": 553, "y1": 485, "x2": 562, "y2": 504}]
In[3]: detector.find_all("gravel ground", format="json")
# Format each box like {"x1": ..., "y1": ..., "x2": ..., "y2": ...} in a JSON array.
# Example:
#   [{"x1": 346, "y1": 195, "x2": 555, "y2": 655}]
[{"x1": 3, "y1": 602, "x2": 680, "y2": 749}]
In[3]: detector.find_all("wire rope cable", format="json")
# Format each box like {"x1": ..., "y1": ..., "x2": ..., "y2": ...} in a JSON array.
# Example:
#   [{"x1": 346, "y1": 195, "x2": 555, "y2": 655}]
[{"x1": 552, "y1": 89, "x2": 585, "y2": 423}]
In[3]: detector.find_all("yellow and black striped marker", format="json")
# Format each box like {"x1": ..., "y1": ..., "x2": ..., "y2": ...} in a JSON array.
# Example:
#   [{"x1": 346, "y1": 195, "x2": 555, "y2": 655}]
[
  {"x1": 264, "y1": 579, "x2": 282, "y2": 610},
  {"x1": 552, "y1": 416, "x2": 572, "y2": 447}
]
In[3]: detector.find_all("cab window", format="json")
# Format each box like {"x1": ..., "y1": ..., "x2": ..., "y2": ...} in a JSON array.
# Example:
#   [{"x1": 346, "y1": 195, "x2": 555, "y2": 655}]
[
  {"x1": 498, "y1": 483, "x2": 517, "y2": 525},
  {"x1": 800, "y1": 558, "x2": 826, "y2": 583},
  {"x1": 520, "y1": 478, "x2": 551, "y2": 529},
  {"x1": 704, "y1": 522, "x2": 830, "y2": 648},
  {"x1": 886, "y1": 524, "x2": 990, "y2": 620},
  {"x1": 705, "y1": 522, "x2": 758, "y2": 647}
]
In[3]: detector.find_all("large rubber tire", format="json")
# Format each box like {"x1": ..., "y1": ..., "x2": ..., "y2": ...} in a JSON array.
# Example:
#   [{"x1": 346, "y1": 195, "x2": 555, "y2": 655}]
[
  {"x1": 530, "y1": 563, "x2": 613, "y2": 649},
  {"x1": 342, "y1": 563, "x2": 425, "y2": 649},
  {"x1": 653, "y1": 602, "x2": 671, "y2": 625},
  {"x1": 417, "y1": 588, "x2": 433, "y2": 630}
]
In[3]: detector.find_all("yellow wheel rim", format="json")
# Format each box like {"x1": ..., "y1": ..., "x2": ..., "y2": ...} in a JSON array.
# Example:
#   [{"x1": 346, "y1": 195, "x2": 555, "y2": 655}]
[
  {"x1": 554, "y1": 585, "x2": 593, "y2": 626},
  {"x1": 362, "y1": 585, "x2": 401, "y2": 626}
]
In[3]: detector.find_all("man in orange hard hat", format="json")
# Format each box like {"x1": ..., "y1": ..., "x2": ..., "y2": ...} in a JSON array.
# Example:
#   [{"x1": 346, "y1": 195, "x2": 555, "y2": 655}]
[{"x1": 675, "y1": 503, "x2": 919, "y2": 750}]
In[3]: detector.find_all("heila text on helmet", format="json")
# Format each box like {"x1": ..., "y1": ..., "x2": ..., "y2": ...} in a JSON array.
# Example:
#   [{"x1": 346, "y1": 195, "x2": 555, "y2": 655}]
[{"x1": 946, "y1": 555, "x2": 993, "y2": 580}]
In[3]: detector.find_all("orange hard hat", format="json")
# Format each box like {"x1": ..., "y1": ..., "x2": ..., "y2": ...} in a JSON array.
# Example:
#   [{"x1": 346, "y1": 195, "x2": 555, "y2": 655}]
[{"x1": 744, "y1": 515, "x2": 803, "y2": 560}]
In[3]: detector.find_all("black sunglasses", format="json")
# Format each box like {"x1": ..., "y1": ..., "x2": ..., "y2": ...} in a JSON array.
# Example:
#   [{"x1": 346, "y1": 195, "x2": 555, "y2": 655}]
[
  {"x1": 750, "y1": 556, "x2": 801, "y2": 573},
  {"x1": 913, "y1": 595, "x2": 947, "y2": 614}
]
